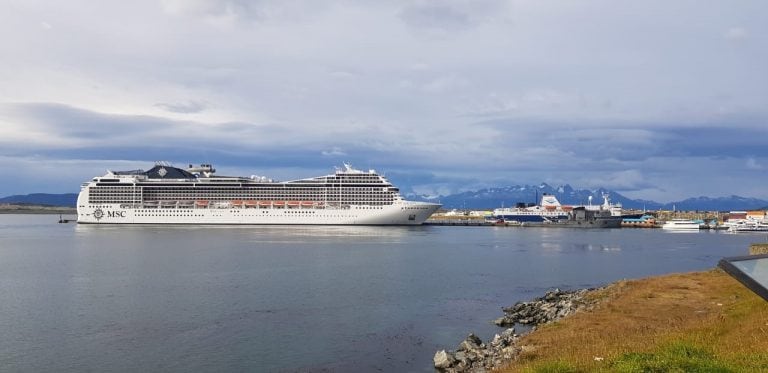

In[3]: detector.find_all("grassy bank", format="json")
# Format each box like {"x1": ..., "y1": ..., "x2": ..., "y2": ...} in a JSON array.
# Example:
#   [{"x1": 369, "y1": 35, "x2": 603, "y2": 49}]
[{"x1": 499, "y1": 269, "x2": 768, "y2": 372}]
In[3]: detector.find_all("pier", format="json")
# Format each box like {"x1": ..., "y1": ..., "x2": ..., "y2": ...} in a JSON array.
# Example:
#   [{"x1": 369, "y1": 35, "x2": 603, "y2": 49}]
[{"x1": 423, "y1": 219, "x2": 490, "y2": 226}]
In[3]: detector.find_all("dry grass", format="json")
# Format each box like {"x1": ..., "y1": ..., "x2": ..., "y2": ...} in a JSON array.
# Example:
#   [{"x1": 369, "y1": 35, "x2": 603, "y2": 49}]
[{"x1": 497, "y1": 269, "x2": 768, "y2": 372}]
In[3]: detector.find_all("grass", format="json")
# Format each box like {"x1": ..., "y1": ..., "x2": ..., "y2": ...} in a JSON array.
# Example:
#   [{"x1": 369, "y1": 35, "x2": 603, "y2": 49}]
[
  {"x1": 611, "y1": 341, "x2": 733, "y2": 372},
  {"x1": 497, "y1": 269, "x2": 768, "y2": 372}
]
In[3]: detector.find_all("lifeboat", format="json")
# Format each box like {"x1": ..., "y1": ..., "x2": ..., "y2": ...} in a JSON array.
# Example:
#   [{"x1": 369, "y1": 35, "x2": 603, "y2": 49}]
[
  {"x1": 287, "y1": 201, "x2": 300, "y2": 207},
  {"x1": 562, "y1": 206, "x2": 574, "y2": 212},
  {"x1": 258, "y1": 201, "x2": 272, "y2": 207},
  {"x1": 244, "y1": 200, "x2": 258, "y2": 207},
  {"x1": 160, "y1": 200, "x2": 177, "y2": 208},
  {"x1": 195, "y1": 200, "x2": 209, "y2": 207},
  {"x1": 231, "y1": 200, "x2": 243, "y2": 207},
  {"x1": 301, "y1": 201, "x2": 314, "y2": 207},
  {"x1": 545, "y1": 205, "x2": 557, "y2": 211},
  {"x1": 273, "y1": 201, "x2": 285, "y2": 207},
  {"x1": 211, "y1": 201, "x2": 231, "y2": 209},
  {"x1": 143, "y1": 200, "x2": 159, "y2": 208}
]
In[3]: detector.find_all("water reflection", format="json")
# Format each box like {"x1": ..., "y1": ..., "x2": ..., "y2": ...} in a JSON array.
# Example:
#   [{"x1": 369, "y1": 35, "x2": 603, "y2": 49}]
[
  {"x1": 74, "y1": 223, "x2": 421, "y2": 244},
  {"x1": 573, "y1": 243, "x2": 622, "y2": 252}
]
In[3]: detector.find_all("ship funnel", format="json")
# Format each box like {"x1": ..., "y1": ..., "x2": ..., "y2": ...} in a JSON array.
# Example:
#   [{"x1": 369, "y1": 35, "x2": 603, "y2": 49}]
[
  {"x1": 540, "y1": 193, "x2": 562, "y2": 207},
  {"x1": 187, "y1": 163, "x2": 216, "y2": 177}
]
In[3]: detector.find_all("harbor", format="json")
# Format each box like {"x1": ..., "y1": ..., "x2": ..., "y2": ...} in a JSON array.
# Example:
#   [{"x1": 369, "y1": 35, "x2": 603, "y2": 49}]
[{"x1": 427, "y1": 209, "x2": 765, "y2": 231}]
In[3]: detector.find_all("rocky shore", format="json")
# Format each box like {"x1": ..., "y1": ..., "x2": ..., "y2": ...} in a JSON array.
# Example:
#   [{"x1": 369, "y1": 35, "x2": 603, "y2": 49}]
[{"x1": 434, "y1": 288, "x2": 599, "y2": 372}]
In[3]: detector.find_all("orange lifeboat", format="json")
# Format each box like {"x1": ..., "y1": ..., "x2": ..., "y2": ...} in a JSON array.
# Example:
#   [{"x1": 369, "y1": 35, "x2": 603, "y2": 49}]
[
  {"x1": 287, "y1": 201, "x2": 300, "y2": 207},
  {"x1": 301, "y1": 201, "x2": 314, "y2": 207},
  {"x1": 195, "y1": 200, "x2": 209, "y2": 207},
  {"x1": 231, "y1": 200, "x2": 243, "y2": 207},
  {"x1": 545, "y1": 205, "x2": 557, "y2": 211},
  {"x1": 562, "y1": 205, "x2": 574, "y2": 212},
  {"x1": 273, "y1": 201, "x2": 285, "y2": 207},
  {"x1": 258, "y1": 201, "x2": 272, "y2": 207},
  {"x1": 244, "y1": 200, "x2": 258, "y2": 207}
]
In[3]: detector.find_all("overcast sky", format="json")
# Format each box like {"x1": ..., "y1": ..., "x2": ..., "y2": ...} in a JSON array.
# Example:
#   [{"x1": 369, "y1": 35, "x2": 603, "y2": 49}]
[{"x1": 1, "y1": 0, "x2": 766, "y2": 202}]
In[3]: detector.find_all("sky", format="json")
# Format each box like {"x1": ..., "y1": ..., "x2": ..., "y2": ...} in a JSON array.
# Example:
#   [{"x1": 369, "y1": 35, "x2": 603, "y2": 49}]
[{"x1": 0, "y1": 0, "x2": 766, "y2": 202}]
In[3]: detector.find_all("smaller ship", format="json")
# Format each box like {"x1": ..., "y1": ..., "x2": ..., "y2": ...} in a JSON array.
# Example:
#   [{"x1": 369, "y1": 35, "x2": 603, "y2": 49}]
[
  {"x1": 491, "y1": 194, "x2": 569, "y2": 223},
  {"x1": 727, "y1": 220, "x2": 768, "y2": 233},
  {"x1": 490, "y1": 194, "x2": 621, "y2": 228},
  {"x1": 661, "y1": 219, "x2": 702, "y2": 230}
]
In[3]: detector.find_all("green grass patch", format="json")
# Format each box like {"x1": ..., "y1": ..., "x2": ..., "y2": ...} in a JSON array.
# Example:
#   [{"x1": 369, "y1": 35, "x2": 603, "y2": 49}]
[
  {"x1": 611, "y1": 341, "x2": 733, "y2": 372},
  {"x1": 523, "y1": 360, "x2": 581, "y2": 373}
]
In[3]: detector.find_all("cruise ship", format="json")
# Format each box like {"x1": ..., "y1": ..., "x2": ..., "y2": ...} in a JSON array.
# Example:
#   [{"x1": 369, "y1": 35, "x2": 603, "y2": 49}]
[{"x1": 77, "y1": 162, "x2": 441, "y2": 225}]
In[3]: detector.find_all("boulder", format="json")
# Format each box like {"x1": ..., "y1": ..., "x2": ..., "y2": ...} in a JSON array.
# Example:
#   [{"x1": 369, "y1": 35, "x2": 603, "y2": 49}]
[
  {"x1": 433, "y1": 349, "x2": 455, "y2": 369},
  {"x1": 458, "y1": 333, "x2": 483, "y2": 352}
]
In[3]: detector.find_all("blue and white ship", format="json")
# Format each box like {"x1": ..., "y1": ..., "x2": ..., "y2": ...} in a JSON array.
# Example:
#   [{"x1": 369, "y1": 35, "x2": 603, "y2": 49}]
[
  {"x1": 489, "y1": 193, "x2": 628, "y2": 226},
  {"x1": 490, "y1": 194, "x2": 571, "y2": 223}
]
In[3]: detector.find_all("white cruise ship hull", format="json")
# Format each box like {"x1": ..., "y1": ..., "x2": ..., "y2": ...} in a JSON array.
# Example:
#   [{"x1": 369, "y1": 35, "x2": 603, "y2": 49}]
[
  {"x1": 77, "y1": 201, "x2": 440, "y2": 225},
  {"x1": 76, "y1": 162, "x2": 441, "y2": 225}
]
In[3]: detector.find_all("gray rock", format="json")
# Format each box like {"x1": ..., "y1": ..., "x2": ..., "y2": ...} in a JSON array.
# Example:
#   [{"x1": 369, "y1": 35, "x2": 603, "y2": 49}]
[
  {"x1": 457, "y1": 333, "x2": 483, "y2": 352},
  {"x1": 433, "y1": 349, "x2": 455, "y2": 369}
]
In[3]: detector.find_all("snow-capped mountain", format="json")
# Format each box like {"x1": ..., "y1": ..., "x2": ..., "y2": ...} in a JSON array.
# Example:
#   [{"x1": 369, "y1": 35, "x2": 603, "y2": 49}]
[{"x1": 409, "y1": 184, "x2": 768, "y2": 211}]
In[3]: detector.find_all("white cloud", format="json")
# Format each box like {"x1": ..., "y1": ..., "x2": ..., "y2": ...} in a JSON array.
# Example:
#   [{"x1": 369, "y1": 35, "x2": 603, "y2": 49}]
[
  {"x1": 724, "y1": 27, "x2": 749, "y2": 40},
  {"x1": 746, "y1": 157, "x2": 763, "y2": 170},
  {"x1": 155, "y1": 100, "x2": 207, "y2": 114},
  {"x1": 321, "y1": 147, "x2": 347, "y2": 157}
]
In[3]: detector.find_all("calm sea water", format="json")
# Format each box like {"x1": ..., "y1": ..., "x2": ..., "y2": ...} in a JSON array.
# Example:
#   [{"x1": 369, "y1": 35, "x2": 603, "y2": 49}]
[{"x1": 0, "y1": 215, "x2": 763, "y2": 372}]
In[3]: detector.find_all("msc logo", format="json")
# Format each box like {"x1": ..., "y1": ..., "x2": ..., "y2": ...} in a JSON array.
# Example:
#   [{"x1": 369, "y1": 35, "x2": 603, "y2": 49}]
[
  {"x1": 108, "y1": 211, "x2": 126, "y2": 218},
  {"x1": 93, "y1": 209, "x2": 126, "y2": 220}
]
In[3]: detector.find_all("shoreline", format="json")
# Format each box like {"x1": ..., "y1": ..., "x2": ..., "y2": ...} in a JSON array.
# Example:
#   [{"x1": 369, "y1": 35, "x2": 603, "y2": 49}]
[
  {"x1": 0, "y1": 204, "x2": 76, "y2": 215},
  {"x1": 435, "y1": 268, "x2": 768, "y2": 372},
  {"x1": 434, "y1": 287, "x2": 601, "y2": 372}
]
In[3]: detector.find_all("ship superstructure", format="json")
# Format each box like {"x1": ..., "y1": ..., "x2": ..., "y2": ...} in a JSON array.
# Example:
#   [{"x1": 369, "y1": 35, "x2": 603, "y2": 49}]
[
  {"x1": 491, "y1": 194, "x2": 570, "y2": 223},
  {"x1": 77, "y1": 162, "x2": 440, "y2": 225}
]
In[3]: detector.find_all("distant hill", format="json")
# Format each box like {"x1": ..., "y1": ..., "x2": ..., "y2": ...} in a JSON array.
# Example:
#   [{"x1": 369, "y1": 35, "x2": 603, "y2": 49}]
[
  {"x1": 409, "y1": 184, "x2": 768, "y2": 211},
  {"x1": 0, "y1": 193, "x2": 78, "y2": 207}
]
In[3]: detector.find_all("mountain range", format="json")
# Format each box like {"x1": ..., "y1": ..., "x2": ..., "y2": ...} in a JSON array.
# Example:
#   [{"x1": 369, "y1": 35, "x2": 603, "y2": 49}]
[
  {"x1": 1, "y1": 186, "x2": 767, "y2": 211},
  {"x1": 408, "y1": 183, "x2": 768, "y2": 211},
  {"x1": 0, "y1": 193, "x2": 79, "y2": 207}
]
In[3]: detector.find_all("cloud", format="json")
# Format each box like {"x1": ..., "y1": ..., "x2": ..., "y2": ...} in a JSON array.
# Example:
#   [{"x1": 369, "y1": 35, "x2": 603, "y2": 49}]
[
  {"x1": 421, "y1": 74, "x2": 469, "y2": 94},
  {"x1": 398, "y1": 0, "x2": 509, "y2": 35},
  {"x1": 160, "y1": 0, "x2": 262, "y2": 21},
  {"x1": 746, "y1": 157, "x2": 764, "y2": 170},
  {"x1": 155, "y1": 101, "x2": 207, "y2": 114},
  {"x1": 321, "y1": 147, "x2": 347, "y2": 157},
  {"x1": 724, "y1": 27, "x2": 749, "y2": 40}
]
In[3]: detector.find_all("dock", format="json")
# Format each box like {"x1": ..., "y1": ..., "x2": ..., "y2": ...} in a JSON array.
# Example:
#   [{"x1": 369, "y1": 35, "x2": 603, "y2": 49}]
[{"x1": 424, "y1": 220, "x2": 491, "y2": 226}]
